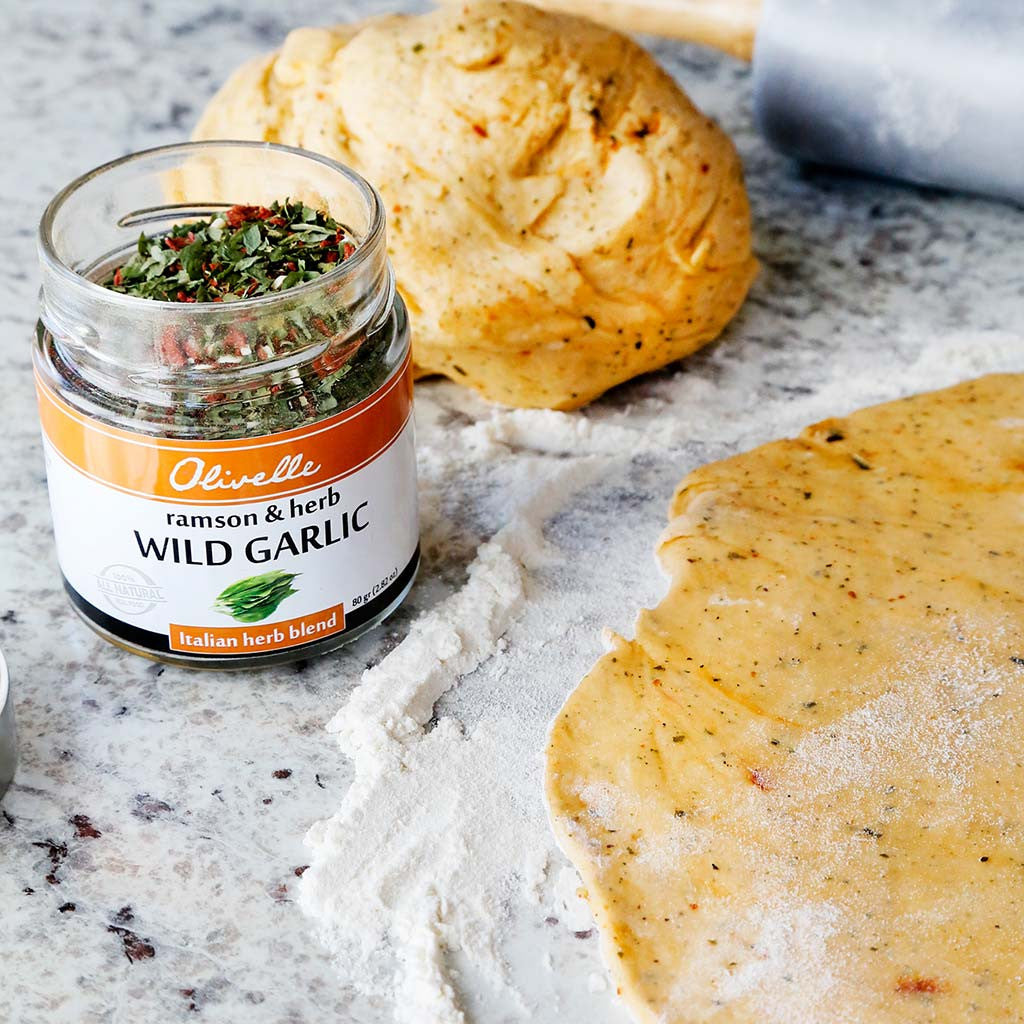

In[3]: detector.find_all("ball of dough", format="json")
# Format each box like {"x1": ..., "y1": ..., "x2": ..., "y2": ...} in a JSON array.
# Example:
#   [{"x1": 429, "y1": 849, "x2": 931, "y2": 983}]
[{"x1": 194, "y1": 1, "x2": 757, "y2": 409}]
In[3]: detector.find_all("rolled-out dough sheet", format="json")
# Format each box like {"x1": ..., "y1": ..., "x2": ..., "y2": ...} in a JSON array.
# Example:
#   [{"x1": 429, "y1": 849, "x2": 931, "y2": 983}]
[{"x1": 546, "y1": 374, "x2": 1024, "y2": 1023}]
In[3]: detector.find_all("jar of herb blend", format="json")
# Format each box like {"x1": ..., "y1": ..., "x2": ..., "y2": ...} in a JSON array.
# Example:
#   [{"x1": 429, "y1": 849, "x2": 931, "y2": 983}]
[{"x1": 35, "y1": 142, "x2": 418, "y2": 668}]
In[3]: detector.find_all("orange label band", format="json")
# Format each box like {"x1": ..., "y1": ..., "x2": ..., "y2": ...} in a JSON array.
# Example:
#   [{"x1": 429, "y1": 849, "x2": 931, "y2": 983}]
[
  {"x1": 169, "y1": 603, "x2": 346, "y2": 654},
  {"x1": 35, "y1": 354, "x2": 413, "y2": 505}
]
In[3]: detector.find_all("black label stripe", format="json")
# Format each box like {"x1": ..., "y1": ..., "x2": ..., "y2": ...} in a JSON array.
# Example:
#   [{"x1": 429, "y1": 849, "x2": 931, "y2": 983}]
[{"x1": 63, "y1": 545, "x2": 420, "y2": 660}]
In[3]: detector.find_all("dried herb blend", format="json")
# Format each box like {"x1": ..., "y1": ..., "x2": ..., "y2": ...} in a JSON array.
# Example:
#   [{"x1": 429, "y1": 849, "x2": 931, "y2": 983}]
[
  {"x1": 106, "y1": 200, "x2": 355, "y2": 304},
  {"x1": 93, "y1": 200, "x2": 390, "y2": 434}
]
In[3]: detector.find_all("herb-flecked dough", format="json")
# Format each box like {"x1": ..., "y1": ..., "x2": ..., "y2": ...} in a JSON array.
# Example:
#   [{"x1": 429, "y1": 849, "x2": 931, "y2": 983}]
[
  {"x1": 546, "y1": 374, "x2": 1024, "y2": 1022},
  {"x1": 193, "y1": 0, "x2": 757, "y2": 409}
]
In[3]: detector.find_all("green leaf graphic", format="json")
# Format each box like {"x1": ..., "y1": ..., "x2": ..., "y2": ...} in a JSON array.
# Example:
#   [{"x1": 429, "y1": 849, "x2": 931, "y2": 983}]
[{"x1": 213, "y1": 570, "x2": 300, "y2": 623}]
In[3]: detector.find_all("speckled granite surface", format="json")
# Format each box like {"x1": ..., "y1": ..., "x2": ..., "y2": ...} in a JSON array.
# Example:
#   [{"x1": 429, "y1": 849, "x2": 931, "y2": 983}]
[{"x1": 2, "y1": 2, "x2": 1022, "y2": 1022}]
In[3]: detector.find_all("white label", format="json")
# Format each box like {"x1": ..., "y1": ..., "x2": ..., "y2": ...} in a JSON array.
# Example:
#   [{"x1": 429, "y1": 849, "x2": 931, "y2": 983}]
[{"x1": 37, "y1": 361, "x2": 418, "y2": 659}]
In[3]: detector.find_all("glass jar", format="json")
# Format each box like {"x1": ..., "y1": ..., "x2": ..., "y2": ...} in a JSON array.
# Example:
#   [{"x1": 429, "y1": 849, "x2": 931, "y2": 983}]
[{"x1": 35, "y1": 142, "x2": 418, "y2": 669}]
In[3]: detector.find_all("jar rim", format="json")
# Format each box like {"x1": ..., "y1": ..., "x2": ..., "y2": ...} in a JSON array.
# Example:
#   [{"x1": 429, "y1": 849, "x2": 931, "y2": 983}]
[{"x1": 37, "y1": 140, "x2": 386, "y2": 314}]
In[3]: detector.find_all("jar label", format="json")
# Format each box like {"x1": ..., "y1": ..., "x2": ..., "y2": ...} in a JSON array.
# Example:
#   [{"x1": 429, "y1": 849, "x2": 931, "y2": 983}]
[{"x1": 35, "y1": 357, "x2": 418, "y2": 660}]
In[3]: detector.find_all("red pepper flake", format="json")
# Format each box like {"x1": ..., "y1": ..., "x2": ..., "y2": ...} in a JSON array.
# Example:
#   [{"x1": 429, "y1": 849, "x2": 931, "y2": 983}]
[
  {"x1": 71, "y1": 814, "x2": 101, "y2": 839},
  {"x1": 896, "y1": 975, "x2": 948, "y2": 995},
  {"x1": 112, "y1": 267, "x2": 123, "y2": 287},
  {"x1": 325, "y1": 251, "x2": 338, "y2": 263},
  {"x1": 689, "y1": 903, "x2": 699, "y2": 911},
  {"x1": 165, "y1": 232, "x2": 194, "y2": 251},
  {"x1": 343, "y1": 242, "x2": 355, "y2": 259},
  {"x1": 746, "y1": 767, "x2": 773, "y2": 791},
  {"x1": 223, "y1": 327, "x2": 248, "y2": 355},
  {"x1": 273, "y1": 769, "x2": 292, "y2": 779},
  {"x1": 225, "y1": 204, "x2": 273, "y2": 228},
  {"x1": 158, "y1": 328, "x2": 185, "y2": 367},
  {"x1": 472, "y1": 123, "x2": 489, "y2": 138},
  {"x1": 848, "y1": 590, "x2": 858, "y2": 598},
  {"x1": 651, "y1": 678, "x2": 662, "y2": 688}
]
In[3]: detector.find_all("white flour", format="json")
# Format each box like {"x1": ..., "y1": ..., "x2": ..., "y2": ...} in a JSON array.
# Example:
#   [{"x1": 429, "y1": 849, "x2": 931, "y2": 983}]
[{"x1": 299, "y1": 333, "x2": 1021, "y2": 1023}]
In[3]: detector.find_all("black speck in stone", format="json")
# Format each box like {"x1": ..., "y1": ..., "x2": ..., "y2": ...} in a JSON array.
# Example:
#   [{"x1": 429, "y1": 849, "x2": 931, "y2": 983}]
[
  {"x1": 1, "y1": 610, "x2": 16, "y2": 623},
  {"x1": 71, "y1": 814, "x2": 102, "y2": 839},
  {"x1": 114, "y1": 905, "x2": 134, "y2": 924},
  {"x1": 315, "y1": 774, "x2": 326, "y2": 790},
  {"x1": 108, "y1": 923, "x2": 155, "y2": 963},
  {"x1": 58, "y1": 902, "x2": 76, "y2": 913},
  {"x1": 32, "y1": 839, "x2": 69, "y2": 885},
  {"x1": 132, "y1": 794, "x2": 173, "y2": 822},
  {"x1": 171, "y1": 5, "x2": 240, "y2": 35},
  {"x1": 145, "y1": 101, "x2": 194, "y2": 132},
  {"x1": 2, "y1": 809, "x2": 14, "y2": 828},
  {"x1": 272, "y1": 769, "x2": 292, "y2": 779},
  {"x1": 251, "y1": 15, "x2": 288, "y2": 41},
  {"x1": 573, "y1": 929, "x2": 594, "y2": 940}
]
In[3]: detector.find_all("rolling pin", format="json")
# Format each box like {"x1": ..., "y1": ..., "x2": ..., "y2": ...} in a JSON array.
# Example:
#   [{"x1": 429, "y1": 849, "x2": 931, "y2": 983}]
[{"x1": 520, "y1": 0, "x2": 1024, "y2": 204}]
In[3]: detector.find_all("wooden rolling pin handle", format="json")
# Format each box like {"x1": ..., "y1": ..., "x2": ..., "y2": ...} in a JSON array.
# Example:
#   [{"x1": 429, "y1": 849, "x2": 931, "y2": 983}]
[{"x1": 515, "y1": 0, "x2": 763, "y2": 59}]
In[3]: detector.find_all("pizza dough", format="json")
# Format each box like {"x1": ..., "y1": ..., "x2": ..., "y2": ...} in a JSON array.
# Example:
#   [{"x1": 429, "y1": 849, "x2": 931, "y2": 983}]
[
  {"x1": 546, "y1": 375, "x2": 1024, "y2": 1022},
  {"x1": 193, "y1": 1, "x2": 756, "y2": 409}
]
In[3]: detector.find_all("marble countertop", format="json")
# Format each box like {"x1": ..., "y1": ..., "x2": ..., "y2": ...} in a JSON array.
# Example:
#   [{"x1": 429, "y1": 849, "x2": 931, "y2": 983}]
[{"x1": 2, "y1": 2, "x2": 1022, "y2": 1022}]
